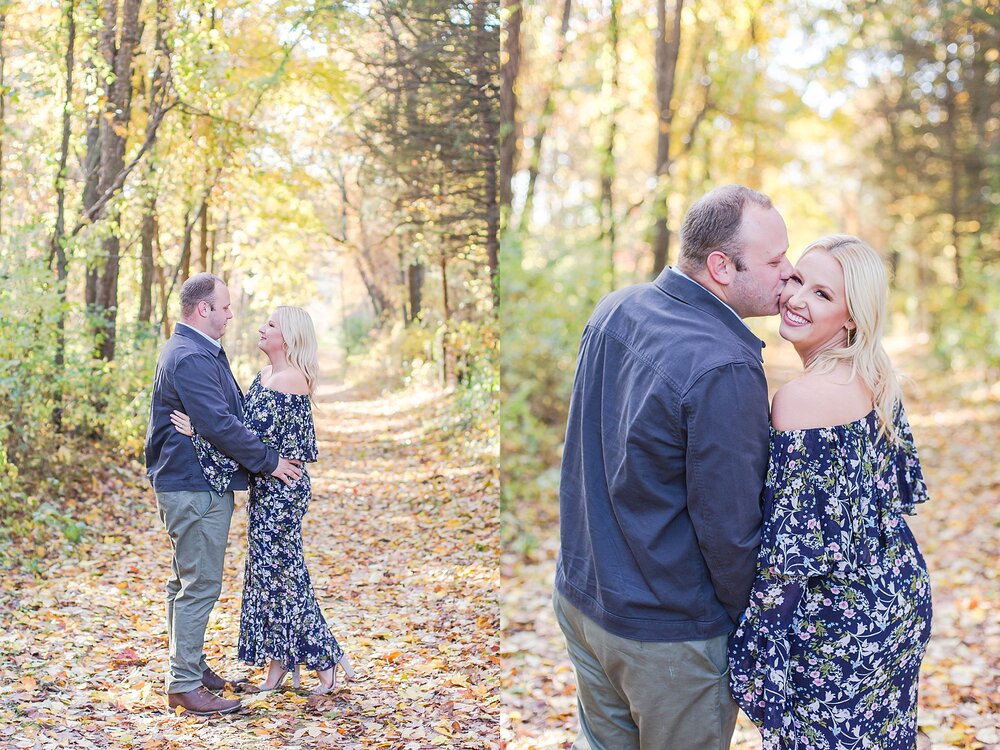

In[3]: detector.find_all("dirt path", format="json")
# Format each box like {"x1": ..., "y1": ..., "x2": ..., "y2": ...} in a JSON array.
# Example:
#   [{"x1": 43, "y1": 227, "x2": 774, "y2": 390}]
[
  {"x1": 500, "y1": 339, "x2": 1000, "y2": 749},
  {"x1": 0, "y1": 384, "x2": 500, "y2": 749}
]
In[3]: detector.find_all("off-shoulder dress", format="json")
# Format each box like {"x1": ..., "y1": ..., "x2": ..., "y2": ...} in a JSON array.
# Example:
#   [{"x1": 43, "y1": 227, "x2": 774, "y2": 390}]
[{"x1": 728, "y1": 403, "x2": 931, "y2": 749}]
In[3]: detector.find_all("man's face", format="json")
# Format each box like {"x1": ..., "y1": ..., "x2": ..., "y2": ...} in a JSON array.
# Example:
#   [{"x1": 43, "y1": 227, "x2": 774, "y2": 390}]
[
  {"x1": 202, "y1": 282, "x2": 233, "y2": 339},
  {"x1": 728, "y1": 205, "x2": 793, "y2": 318}
]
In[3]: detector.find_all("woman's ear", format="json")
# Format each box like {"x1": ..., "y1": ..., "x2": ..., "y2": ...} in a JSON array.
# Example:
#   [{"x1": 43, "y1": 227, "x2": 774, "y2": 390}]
[
  {"x1": 845, "y1": 319, "x2": 857, "y2": 331},
  {"x1": 706, "y1": 251, "x2": 732, "y2": 285}
]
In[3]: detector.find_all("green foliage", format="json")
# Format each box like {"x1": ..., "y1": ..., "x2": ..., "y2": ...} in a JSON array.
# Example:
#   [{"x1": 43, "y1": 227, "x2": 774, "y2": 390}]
[
  {"x1": 0, "y1": 248, "x2": 157, "y2": 544},
  {"x1": 448, "y1": 318, "x2": 500, "y2": 452},
  {"x1": 500, "y1": 230, "x2": 610, "y2": 530},
  {"x1": 341, "y1": 312, "x2": 379, "y2": 357},
  {"x1": 928, "y1": 261, "x2": 1000, "y2": 371}
]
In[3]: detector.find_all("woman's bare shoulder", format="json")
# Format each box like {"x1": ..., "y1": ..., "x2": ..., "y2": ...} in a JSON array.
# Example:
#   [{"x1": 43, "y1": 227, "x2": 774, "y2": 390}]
[
  {"x1": 771, "y1": 373, "x2": 872, "y2": 432},
  {"x1": 265, "y1": 368, "x2": 310, "y2": 395}
]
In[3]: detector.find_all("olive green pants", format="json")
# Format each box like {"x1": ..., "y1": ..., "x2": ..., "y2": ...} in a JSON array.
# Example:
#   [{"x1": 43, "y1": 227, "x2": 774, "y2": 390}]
[
  {"x1": 155, "y1": 490, "x2": 235, "y2": 694},
  {"x1": 553, "y1": 589, "x2": 738, "y2": 750}
]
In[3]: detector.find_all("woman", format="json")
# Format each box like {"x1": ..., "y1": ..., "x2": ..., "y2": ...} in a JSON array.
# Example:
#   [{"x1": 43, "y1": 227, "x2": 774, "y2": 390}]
[
  {"x1": 728, "y1": 236, "x2": 931, "y2": 748},
  {"x1": 171, "y1": 306, "x2": 354, "y2": 694}
]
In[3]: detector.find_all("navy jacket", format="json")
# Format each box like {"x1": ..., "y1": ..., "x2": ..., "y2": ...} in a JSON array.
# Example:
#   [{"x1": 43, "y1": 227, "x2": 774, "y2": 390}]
[
  {"x1": 144, "y1": 325, "x2": 279, "y2": 492},
  {"x1": 556, "y1": 268, "x2": 769, "y2": 642}
]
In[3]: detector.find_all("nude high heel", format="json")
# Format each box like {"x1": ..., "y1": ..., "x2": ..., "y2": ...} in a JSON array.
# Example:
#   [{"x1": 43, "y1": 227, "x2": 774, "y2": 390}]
[
  {"x1": 258, "y1": 662, "x2": 300, "y2": 692},
  {"x1": 311, "y1": 654, "x2": 355, "y2": 695}
]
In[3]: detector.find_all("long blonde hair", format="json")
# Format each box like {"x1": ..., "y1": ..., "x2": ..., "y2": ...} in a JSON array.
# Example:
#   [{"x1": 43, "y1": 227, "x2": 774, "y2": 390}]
[
  {"x1": 274, "y1": 306, "x2": 319, "y2": 397},
  {"x1": 801, "y1": 235, "x2": 902, "y2": 443}
]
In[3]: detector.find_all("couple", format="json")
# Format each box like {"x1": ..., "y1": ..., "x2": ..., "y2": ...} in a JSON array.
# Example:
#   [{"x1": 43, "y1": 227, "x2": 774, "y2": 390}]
[
  {"x1": 144, "y1": 273, "x2": 354, "y2": 716},
  {"x1": 556, "y1": 186, "x2": 931, "y2": 749}
]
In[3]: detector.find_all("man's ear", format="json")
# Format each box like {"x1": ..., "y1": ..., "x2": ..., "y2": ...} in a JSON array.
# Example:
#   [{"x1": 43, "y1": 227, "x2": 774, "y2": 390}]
[{"x1": 705, "y1": 251, "x2": 732, "y2": 286}]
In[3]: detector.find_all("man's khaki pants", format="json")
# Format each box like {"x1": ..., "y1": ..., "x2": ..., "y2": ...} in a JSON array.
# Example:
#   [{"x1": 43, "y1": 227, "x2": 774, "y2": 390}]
[
  {"x1": 553, "y1": 589, "x2": 738, "y2": 750},
  {"x1": 156, "y1": 490, "x2": 235, "y2": 694}
]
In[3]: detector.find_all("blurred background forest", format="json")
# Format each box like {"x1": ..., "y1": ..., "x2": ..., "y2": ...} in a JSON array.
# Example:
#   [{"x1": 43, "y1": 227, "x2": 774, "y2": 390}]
[
  {"x1": 500, "y1": 0, "x2": 999, "y2": 538},
  {"x1": 0, "y1": 0, "x2": 499, "y2": 550}
]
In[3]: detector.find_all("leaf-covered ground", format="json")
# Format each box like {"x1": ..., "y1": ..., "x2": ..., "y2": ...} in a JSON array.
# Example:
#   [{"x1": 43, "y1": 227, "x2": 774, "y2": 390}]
[
  {"x1": 500, "y1": 338, "x2": 999, "y2": 749},
  {"x1": 0, "y1": 383, "x2": 500, "y2": 748}
]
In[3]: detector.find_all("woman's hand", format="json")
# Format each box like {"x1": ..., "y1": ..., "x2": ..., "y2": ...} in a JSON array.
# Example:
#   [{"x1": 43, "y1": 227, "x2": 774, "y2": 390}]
[{"x1": 170, "y1": 410, "x2": 194, "y2": 437}]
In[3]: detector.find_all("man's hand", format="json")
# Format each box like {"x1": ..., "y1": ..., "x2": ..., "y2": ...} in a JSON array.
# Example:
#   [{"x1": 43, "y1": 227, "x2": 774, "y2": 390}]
[{"x1": 271, "y1": 457, "x2": 303, "y2": 486}]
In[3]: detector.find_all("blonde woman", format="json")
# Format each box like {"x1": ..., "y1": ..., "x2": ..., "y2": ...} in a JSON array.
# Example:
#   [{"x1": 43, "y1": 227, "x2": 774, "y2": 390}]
[
  {"x1": 172, "y1": 306, "x2": 354, "y2": 695},
  {"x1": 728, "y1": 236, "x2": 931, "y2": 748}
]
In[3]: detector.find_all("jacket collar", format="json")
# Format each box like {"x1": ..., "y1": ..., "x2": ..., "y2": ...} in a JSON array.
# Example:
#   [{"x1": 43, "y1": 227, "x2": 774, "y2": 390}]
[
  {"x1": 653, "y1": 267, "x2": 766, "y2": 356},
  {"x1": 174, "y1": 323, "x2": 225, "y2": 357}
]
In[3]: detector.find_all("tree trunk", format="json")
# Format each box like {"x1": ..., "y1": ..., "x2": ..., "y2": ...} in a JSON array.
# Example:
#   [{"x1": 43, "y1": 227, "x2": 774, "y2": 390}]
[
  {"x1": 518, "y1": 0, "x2": 572, "y2": 233},
  {"x1": 179, "y1": 207, "x2": 193, "y2": 284},
  {"x1": 49, "y1": 0, "x2": 76, "y2": 431},
  {"x1": 92, "y1": 0, "x2": 143, "y2": 362},
  {"x1": 651, "y1": 0, "x2": 684, "y2": 275},
  {"x1": 944, "y1": 52, "x2": 963, "y2": 286},
  {"x1": 0, "y1": 5, "x2": 7, "y2": 237},
  {"x1": 354, "y1": 256, "x2": 388, "y2": 320},
  {"x1": 474, "y1": 0, "x2": 499, "y2": 310},
  {"x1": 139, "y1": 0, "x2": 168, "y2": 326},
  {"x1": 197, "y1": 197, "x2": 209, "y2": 274},
  {"x1": 599, "y1": 0, "x2": 621, "y2": 290},
  {"x1": 499, "y1": 0, "x2": 522, "y2": 220},
  {"x1": 83, "y1": 117, "x2": 100, "y2": 310},
  {"x1": 139, "y1": 207, "x2": 157, "y2": 322},
  {"x1": 440, "y1": 253, "x2": 450, "y2": 384},
  {"x1": 407, "y1": 263, "x2": 424, "y2": 322}
]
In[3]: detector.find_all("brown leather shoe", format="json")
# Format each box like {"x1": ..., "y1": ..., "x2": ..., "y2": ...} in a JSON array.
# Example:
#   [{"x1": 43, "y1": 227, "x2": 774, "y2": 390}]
[
  {"x1": 168, "y1": 686, "x2": 241, "y2": 716},
  {"x1": 201, "y1": 667, "x2": 228, "y2": 691},
  {"x1": 202, "y1": 667, "x2": 257, "y2": 694}
]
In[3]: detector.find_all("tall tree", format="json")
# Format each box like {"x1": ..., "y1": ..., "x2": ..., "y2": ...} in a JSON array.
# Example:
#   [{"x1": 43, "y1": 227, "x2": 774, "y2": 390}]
[
  {"x1": 599, "y1": 0, "x2": 621, "y2": 287},
  {"x1": 651, "y1": 0, "x2": 683, "y2": 275},
  {"x1": 48, "y1": 0, "x2": 77, "y2": 431},
  {"x1": 0, "y1": 3, "x2": 7, "y2": 237},
  {"x1": 518, "y1": 0, "x2": 571, "y2": 233},
  {"x1": 139, "y1": 0, "x2": 170, "y2": 324},
  {"x1": 500, "y1": 0, "x2": 522, "y2": 220},
  {"x1": 473, "y1": 0, "x2": 500, "y2": 309},
  {"x1": 83, "y1": 0, "x2": 142, "y2": 361}
]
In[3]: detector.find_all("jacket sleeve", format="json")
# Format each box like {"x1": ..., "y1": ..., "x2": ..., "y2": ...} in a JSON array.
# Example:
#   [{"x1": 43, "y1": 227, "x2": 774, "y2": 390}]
[
  {"x1": 172, "y1": 354, "x2": 280, "y2": 476},
  {"x1": 683, "y1": 362, "x2": 769, "y2": 624}
]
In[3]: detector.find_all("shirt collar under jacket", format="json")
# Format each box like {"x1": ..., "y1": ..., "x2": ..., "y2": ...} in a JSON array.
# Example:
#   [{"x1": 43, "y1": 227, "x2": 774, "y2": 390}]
[
  {"x1": 668, "y1": 266, "x2": 751, "y2": 333},
  {"x1": 176, "y1": 321, "x2": 222, "y2": 351}
]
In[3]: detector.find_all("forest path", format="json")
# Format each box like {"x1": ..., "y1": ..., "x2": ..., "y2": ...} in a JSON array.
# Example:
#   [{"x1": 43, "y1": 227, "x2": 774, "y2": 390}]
[
  {"x1": 500, "y1": 338, "x2": 999, "y2": 749},
  {"x1": 0, "y1": 381, "x2": 500, "y2": 749}
]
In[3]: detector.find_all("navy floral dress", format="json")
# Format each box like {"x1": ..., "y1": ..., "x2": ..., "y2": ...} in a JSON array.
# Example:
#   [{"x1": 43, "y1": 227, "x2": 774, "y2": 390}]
[
  {"x1": 728, "y1": 403, "x2": 931, "y2": 749},
  {"x1": 191, "y1": 373, "x2": 344, "y2": 672}
]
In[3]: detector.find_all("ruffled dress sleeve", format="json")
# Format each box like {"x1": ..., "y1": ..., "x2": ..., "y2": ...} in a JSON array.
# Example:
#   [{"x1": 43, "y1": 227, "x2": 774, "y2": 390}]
[
  {"x1": 191, "y1": 430, "x2": 241, "y2": 495},
  {"x1": 727, "y1": 404, "x2": 927, "y2": 733},
  {"x1": 274, "y1": 394, "x2": 318, "y2": 463}
]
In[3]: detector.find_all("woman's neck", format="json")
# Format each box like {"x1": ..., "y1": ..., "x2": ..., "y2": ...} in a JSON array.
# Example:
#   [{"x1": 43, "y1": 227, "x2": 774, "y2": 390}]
[
  {"x1": 796, "y1": 335, "x2": 849, "y2": 371},
  {"x1": 266, "y1": 352, "x2": 291, "y2": 372}
]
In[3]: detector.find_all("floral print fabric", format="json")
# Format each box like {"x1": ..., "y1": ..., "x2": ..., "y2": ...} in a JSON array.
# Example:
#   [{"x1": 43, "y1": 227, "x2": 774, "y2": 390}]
[
  {"x1": 191, "y1": 373, "x2": 343, "y2": 671},
  {"x1": 728, "y1": 403, "x2": 931, "y2": 749}
]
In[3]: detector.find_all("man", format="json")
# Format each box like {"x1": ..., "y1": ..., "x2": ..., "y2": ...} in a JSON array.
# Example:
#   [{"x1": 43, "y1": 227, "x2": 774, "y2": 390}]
[
  {"x1": 145, "y1": 272, "x2": 303, "y2": 715},
  {"x1": 554, "y1": 185, "x2": 793, "y2": 748}
]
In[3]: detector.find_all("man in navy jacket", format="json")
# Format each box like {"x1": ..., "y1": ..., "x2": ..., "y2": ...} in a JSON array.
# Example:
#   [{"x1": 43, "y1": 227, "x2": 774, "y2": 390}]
[
  {"x1": 145, "y1": 272, "x2": 302, "y2": 715},
  {"x1": 555, "y1": 186, "x2": 793, "y2": 748}
]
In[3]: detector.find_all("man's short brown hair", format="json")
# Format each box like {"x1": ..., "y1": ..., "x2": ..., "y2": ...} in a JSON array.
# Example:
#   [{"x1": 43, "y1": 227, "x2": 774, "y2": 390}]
[
  {"x1": 179, "y1": 273, "x2": 225, "y2": 317},
  {"x1": 678, "y1": 185, "x2": 772, "y2": 274}
]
